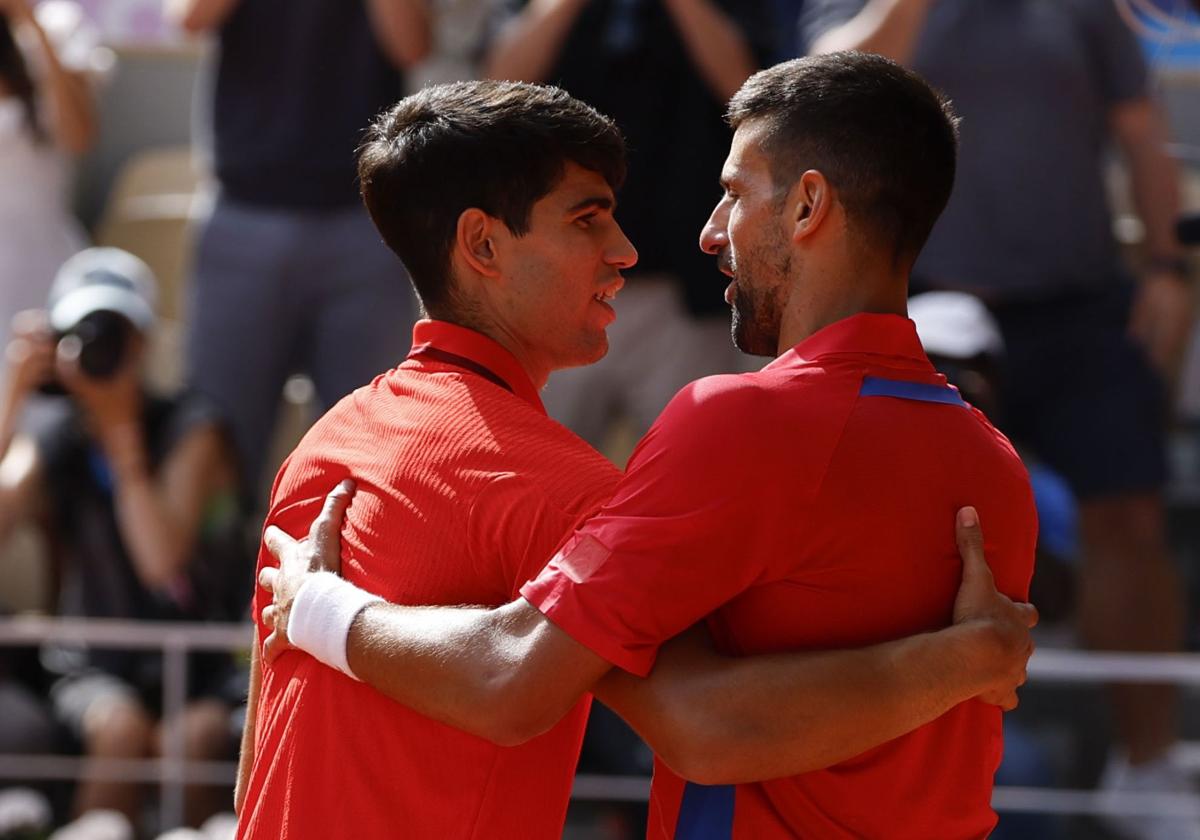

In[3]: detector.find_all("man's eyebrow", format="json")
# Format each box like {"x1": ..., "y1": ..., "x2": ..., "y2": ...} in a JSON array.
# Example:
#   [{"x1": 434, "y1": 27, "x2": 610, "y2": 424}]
[{"x1": 567, "y1": 196, "x2": 615, "y2": 214}]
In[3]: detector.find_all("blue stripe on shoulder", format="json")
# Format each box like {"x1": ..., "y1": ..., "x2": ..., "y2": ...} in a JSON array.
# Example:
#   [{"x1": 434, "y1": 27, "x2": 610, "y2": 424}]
[
  {"x1": 859, "y1": 376, "x2": 967, "y2": 408},
  {"x1": 675, "y1": 782, "x2": 735, "y2": 840}
]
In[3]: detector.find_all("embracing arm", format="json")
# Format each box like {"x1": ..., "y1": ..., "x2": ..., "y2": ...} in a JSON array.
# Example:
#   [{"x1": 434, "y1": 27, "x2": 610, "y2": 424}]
[
  {"x1": 599, "y1": 619, "x2": 1022, "y2": 784},
  {"x1": 262, "y1": 493, "x2": 1035, "y2": 774},
  {"x1": 593, "y1": 507, "x2": 1035, "y2": 784},
  {"x1": 342, "y1": 597, "x2": 610, "y2": 746}
]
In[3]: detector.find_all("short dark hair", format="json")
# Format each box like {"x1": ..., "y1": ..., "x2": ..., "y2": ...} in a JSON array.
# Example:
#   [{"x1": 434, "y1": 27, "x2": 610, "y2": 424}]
[
  {"x1": 726, "y1": 52, "x2": 959, "y2": 265},
  {"x1": 358, "y1": 80, "x2": 626, "y2": 315}
]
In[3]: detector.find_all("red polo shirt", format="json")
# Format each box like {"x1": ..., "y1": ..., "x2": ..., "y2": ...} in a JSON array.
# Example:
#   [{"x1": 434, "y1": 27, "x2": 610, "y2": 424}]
[
  {"x1": 522, "y1": 313, "x2": 1037, "y2": 840},
  {"x1": 239, "y1": 321, "x2": 621, "y2": 840}
]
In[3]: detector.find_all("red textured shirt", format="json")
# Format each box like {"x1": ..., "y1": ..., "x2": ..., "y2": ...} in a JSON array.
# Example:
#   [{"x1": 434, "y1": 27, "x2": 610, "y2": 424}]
[
  {"x1": 522, "y1": 314, "x2": 1037, "y2": 840},
  {"x1": 239, "y1": 321, "x2": 621, "y2": 840}
]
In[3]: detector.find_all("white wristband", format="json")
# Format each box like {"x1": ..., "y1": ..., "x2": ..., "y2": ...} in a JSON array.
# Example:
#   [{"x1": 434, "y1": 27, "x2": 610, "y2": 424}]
[{"x1": 287, "y1": 572, "x2": 383, "y2": 680}]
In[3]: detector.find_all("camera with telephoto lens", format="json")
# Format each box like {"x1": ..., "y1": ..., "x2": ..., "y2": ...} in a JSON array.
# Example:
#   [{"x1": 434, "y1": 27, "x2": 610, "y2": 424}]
[{"x1": 38, "y1": 310, "x2": 135, "y2": 395}]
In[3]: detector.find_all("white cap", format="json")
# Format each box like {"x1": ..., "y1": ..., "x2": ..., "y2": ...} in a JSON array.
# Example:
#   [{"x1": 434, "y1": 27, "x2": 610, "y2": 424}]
[
  {"x1": 908, "y1": 291, "x2": 1004, "y2": 360},
  {"x1": 48, "y1": 247, "x2": 157, "y2": 334}
]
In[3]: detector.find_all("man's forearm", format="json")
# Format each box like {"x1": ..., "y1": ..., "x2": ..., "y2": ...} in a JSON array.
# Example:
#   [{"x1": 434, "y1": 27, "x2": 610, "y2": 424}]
[
  {"x1": 365, "y1": 0, "x2": 431, "y2": 69},
  {"x1": 1117, "y1": 99, "x2": 1183, "y2": 262},
  {"x1": 809, "y1": 0, "x2": 933, "y2": 63},
  {"x1": 343, "y1": 598, "x2": 607, "y2": 745},
  {"x1": 598, "y1": 622, "x2": 1008, "y2": 785},
  {"x1": 662, "y1": 0, "x2": 757, "y2": 101},
  {"x1": 484, "y1": 0, "x2": 587, "y2": 82},
  {"x1": 234, "y1": 630, "x2": 262, "y2": 816}
]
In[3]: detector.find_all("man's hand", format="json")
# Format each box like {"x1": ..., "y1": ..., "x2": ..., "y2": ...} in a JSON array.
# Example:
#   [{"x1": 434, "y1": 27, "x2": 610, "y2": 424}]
[
  {"x1": 259, "y1": 479, "x2": 356, "y2": 663},
  {"x1": 951, "y1": 506, "x2": 1038, "y2": 710}
]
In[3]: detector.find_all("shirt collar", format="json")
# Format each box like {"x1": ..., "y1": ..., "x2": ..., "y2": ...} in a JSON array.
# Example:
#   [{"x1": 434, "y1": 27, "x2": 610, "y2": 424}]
[
  {"x1": 405, "y1": 319, "x2": 546, "y2": 414},
  {"x1": 766, "y1": 313, "x2": 931, "y2": 371}
]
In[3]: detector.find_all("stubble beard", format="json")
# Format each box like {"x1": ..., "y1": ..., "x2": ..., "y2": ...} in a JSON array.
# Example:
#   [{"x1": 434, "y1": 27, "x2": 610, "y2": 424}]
[{"x1": 728, "y1": 245, "x2": 790, "y2": 358}]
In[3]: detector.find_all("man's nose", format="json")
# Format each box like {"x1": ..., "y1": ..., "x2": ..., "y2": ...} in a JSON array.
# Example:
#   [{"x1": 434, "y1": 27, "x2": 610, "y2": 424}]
[
  {"x1": 608, "y1": 224, "x2": 638, "y2": 270},
  {"x1": 699, "y1": 197, "x2": 731, "y2": 255}
]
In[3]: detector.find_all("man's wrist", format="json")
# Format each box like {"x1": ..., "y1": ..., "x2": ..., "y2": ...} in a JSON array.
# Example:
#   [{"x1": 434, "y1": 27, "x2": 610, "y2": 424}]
[
  {"x1": 946, "y1": 620, "x2": 1010, "y2": 695},
  {"x1": 287, "y1": 572, "x2": 383, "y2": 680}
]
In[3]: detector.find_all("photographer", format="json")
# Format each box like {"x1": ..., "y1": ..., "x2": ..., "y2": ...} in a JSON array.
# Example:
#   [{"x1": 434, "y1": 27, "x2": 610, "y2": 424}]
[{"x1": 0, "y1": 248, "x2": 246, "y2": 832}]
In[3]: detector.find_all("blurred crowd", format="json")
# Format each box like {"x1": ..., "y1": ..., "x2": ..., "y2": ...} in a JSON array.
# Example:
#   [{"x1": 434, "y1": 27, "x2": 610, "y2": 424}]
[{"x1": 0, "y1": 0, "x2": 1196, "y2": 838}]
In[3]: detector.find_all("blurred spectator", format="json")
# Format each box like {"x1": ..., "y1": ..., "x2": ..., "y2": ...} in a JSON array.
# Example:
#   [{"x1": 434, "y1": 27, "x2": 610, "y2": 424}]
[
  {"x1": 485, "y1": 0, "x2": 774, "y2": 452},
  {"x1": 0, "y1": 249, "x2": 246, "y2": 831},
  {"x1": 165, "y1": 0, "x2": 430, "y2": 492},
  {"x1": 804, "y1": 4, "x2": 1194, "y2": 838},
  {"x1": 0, "y1": 0, "x2": 109, "y2": 378},
  {"x1": 909, "y1": 291, "x2": 1079, "y2": 623}
]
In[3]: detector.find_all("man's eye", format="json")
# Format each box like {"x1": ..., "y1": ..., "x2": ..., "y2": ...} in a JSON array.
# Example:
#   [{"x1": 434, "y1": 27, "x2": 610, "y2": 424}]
[{"x1": 576, "y1": 215, "x2": 596, "y2": 228}]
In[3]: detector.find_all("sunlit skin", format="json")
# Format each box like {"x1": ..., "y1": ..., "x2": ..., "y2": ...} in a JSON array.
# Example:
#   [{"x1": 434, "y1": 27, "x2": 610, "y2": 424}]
[
  {"x1": 462, "y1": 162, "x2": 637, "y2": 388},
  {"x1": 700, "y1": 120, "x2": 908, "y2": 356},
  {"x1": 700, "y1": 123, "x2": 793, "y2": 356}
]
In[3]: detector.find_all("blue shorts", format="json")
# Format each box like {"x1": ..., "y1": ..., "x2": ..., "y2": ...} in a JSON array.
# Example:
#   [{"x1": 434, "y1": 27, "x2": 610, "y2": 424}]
[{"x1": 988, "y1": 285, "x2": 1167, "y2": 501}]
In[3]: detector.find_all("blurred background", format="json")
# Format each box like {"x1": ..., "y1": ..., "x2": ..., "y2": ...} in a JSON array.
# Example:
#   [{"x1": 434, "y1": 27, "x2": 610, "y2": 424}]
[{"x1": 0, "y1": 0, "x2": 1199, "y2": 838}]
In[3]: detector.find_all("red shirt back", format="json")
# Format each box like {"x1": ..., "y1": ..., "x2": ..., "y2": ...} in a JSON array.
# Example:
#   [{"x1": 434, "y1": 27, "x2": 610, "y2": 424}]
[
  {"x1": 239, "y1": 321, "x2": 620, "y2": 840},
  {"x1": 522, "y1": 314, "x2": 1037, "y2": 839}
]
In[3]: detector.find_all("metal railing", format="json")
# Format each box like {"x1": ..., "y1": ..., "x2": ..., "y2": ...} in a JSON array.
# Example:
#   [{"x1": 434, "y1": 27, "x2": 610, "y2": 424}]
[{"x1": 5, "y1": 617, "x2": 1200, "y2": 828}]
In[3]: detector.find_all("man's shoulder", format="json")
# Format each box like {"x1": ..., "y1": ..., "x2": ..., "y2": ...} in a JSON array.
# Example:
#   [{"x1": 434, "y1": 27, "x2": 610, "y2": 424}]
[{"x1": 666, "y1": 366, "x2": 858, "y2": 430}]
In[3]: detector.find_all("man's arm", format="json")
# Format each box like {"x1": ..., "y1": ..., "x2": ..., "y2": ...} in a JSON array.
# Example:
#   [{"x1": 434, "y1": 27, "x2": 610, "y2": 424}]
[
  {"x1": 1113, "y1": 97, "x2": 1193, "y2": 377},
  {"x1": 163, "y1": 0, "x2": 240, "y2": 33},
  {"x1": 97, "y1": 419, "x2": 237, "y2": 592},
  {"x1": 483, "y1": 0, "x2": 588, "y2": 82},
  {"x1": 661, "y1": 0, "x2": 758, "y2": 101},
  {"x1": 234, "y1": 628, "x2": 262, "y2": 816},
  {"x1": 593, "y1": 509, "x2": 1034, "y2": 784},
  {"x1": 807, "y1": 0, "x2": 932, "y2": 63},
  {"x1": 365, "y1": 0, "x2": 432, "y2": 69},
  {"x1": 344, "y1": 597, "x2": 611, "y2": 746},
  {"x1": 260, "y1": 496, "x2": 1034, "y2": 778}
]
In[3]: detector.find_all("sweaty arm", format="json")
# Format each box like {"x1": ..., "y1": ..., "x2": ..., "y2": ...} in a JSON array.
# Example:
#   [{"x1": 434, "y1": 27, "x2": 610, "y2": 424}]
[{"x1": 806, "y1": 0, "x2": 933, "y2": 63}]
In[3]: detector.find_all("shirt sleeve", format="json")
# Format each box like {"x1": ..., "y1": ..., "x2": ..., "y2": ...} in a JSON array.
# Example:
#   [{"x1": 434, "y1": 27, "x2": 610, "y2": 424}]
[
  {"x1": 797, "y1": 0, "x2": 868, "y2": 53},
  {"x1": 1080, "y1": 0, "x2": 1148, "y2": 104},
  {"x1": 520, "y1": 376, "x2": 804, "y2": 677},
  {"x1": 466, "y1": 472, "x2": 603, "y2": 601}
]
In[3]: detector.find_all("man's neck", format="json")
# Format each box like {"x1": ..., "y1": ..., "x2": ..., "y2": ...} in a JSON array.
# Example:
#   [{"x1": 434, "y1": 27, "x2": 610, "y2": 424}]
[
  {"x1": 434, "y1": 312, "x2": 552, "y2": 390},
  {"x1": 776, "y1": 262, "x2": 909, "y2": 354}
]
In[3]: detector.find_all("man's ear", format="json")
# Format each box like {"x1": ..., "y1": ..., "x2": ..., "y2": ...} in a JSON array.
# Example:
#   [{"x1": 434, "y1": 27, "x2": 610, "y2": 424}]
[
  {"x1": 791, "y1": 170, "x2": 833, "y2": 242},
  {"x1": 456, "y1": 208, "x2": 503, "y2": 278}
]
